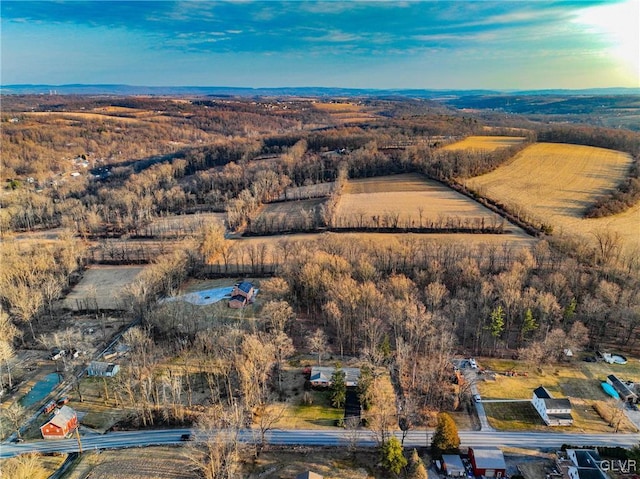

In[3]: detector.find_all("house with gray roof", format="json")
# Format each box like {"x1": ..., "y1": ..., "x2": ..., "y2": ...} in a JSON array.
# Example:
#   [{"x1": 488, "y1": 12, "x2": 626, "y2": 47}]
[
  {"x1": 532, "y1": 386, "x2": 573, "y2": 426},
  {"x1": 309, "y1": 367, "x2": 360, "y2": 387},
  {"x1": 566, "y1": 449, "x2": 609, "y2": 479}
]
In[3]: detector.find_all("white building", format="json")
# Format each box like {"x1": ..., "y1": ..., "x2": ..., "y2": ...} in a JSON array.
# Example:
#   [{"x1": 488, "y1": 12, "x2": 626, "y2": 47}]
[{"x1": 532, "y1": 386, "x2": 573, "y2": 426}]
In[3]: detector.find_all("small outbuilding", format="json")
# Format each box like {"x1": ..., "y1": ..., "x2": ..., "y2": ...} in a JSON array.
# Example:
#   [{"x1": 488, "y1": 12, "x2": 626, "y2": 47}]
[
  {"x1": 468, "y1": 447, "x2": 507, "y2": 478},
  {"x1": 441, "y1": 454, "x2": 466, "y2": 477},
  {"x1": 607, "y1": 374, "x2": 637, "y2": 403},
  {"x1": 40, "y1": 406, "x2": 78, "y2": 439}
]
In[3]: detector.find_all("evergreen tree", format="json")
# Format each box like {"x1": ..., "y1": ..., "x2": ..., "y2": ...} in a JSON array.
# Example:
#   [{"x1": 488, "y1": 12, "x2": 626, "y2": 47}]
[
  {"x1": 521, "y1": 308, "x2": 538, "y2": 339},
  {"x1": 380, "y1": 436, "x2": 407, "y2": 476},
  {"x1": 563, "y1": 298, "x2": 577, "y2": 322},
  {"x1": 431, "y1": 412, "x2": 460, "y2": 456},
  {"x1": 408, "y1": 448, "x2": 428, "y2": 479},
  {"x1": 330, "y1": 367, "x2": 346, "y2": 408}
]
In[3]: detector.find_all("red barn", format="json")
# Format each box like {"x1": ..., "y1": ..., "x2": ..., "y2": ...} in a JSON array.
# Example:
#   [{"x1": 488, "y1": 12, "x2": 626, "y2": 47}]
[
  {"x1": 40, "y1": 406, "x2": 78, "y2": 439},
  {"x1": 468, "y1": 447, "x2": 507, "y2": 478}
]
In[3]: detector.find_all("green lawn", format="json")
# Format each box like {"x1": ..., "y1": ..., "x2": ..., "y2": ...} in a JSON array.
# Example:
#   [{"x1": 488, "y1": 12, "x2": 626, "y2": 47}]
[
  {"x1": 483, "y1": 402, "x2": 547, "y2": 431},
  {"x1": 286, "y1": 390, "x2": 344, "y2": 428}
]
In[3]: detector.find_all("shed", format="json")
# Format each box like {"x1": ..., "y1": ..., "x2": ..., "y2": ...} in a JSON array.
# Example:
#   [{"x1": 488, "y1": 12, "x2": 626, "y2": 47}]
[
  {"x1": 40, "y1": 406, "x2": 78, "y2": 439},
  {"x1": 442, "y1": 454, "x2": 466, "y2": 477},
  {"x1": 607, "y1": 374, "x2": 637, "y2": 402},
  {"x1": 468, "y1": 447, "x2": 507, "y2": 478}
]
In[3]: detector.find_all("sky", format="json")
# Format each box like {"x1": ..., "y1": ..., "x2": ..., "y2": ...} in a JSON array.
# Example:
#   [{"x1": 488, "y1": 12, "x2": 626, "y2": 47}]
[{"x1": 1, "y1": 0, "x2": 638, "y2": 90}]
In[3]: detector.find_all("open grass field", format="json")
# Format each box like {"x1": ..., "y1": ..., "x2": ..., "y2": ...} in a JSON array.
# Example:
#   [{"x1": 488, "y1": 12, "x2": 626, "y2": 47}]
[
  {"x1": 335, "y1": 173, "x2": 513, "y2": 230},
  {"x1": 62, "y1": 265, "x2": 144, "y2": 311},
  {"x1": 476, "y1": 358, "x2": 640, "y2": 433},
  {"x1": 466, "y1": 143, "x2": 638, "y2": 257},
  {"x1": 442, "y1": 135, "x2": 527, "y2": 151}
]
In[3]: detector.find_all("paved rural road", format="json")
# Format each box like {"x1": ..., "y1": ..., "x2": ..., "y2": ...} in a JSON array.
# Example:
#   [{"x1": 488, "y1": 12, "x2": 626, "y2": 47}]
[{"x1": 1, "y1": 429, "x2": 639, "y2": 459}]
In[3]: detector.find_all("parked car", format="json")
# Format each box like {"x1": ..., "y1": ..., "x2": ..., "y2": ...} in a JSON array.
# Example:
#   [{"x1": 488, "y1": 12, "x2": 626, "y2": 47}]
[
  {"x1": 43, "y1": 400, "x2": 57, "y2": 414},
  {"x1": 57, "y1": 396, "x2": 70, "y2": 406},
  {"x1": 49, "y1": 348, "x2": 66, "y2": 360},
  {"x1": 469, "y1": 358, "x2": 478, "y2": 369},
  {"x1": 473, "y1": 394, "x2": 482, "y2": 403}
]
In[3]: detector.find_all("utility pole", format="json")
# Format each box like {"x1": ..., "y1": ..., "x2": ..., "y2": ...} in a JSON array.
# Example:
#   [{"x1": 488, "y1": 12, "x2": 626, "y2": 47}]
[{"x1": 75, "y1": 426, "x2": 83, "y2": 453}]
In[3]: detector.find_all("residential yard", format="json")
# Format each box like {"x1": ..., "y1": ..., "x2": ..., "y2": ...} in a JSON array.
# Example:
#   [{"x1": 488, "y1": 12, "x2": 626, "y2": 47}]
[
  {"x1": 483, "y1": 402, "x2": 547, "y2": 431},
  {"x1": 271, "y1": 365, "x2": 352, "y2": 429},
  {"x1": 476, "y1": 358, "x2": 640, "y2": 433}
]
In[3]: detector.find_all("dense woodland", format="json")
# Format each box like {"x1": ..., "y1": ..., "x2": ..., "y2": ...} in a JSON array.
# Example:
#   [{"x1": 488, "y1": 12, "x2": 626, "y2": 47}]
[{"x1": 1, "y1": 96, "x2": 640, "y2": 467}]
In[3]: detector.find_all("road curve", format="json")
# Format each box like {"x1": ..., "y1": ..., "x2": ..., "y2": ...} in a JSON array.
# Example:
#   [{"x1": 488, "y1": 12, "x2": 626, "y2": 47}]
[{"x1": 1, "y1": 429, "x2": 638, "y2": 459}]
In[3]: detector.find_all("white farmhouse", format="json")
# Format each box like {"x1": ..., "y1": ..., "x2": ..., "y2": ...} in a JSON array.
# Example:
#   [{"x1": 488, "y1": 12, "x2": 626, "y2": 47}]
[{"x1": 532, "y1": 386, "x2": 573, "y2": 426}]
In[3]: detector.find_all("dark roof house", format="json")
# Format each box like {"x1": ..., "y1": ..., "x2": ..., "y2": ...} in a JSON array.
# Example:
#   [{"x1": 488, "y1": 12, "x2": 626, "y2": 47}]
[
  {"x1": 295, "y1": 472, "x2": 323, "y2": 479},
  {"x1": 229, "y1": 282, "x2": 255, "y2": 308}
]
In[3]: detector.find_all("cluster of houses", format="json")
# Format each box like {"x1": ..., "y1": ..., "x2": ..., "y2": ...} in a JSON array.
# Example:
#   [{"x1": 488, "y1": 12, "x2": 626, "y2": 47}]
[
  {"x1": 558, "y1": 449, "x2": 613, "y2": 479},
  {"x1": 438, "y1": 447, "x2": 507, "y2": 478},
  {"x1": 39, "y1": 360, "x2": 120, "y2": 440}
]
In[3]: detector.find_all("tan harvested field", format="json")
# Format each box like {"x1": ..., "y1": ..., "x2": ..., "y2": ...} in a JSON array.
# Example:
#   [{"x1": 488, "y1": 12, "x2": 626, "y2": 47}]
[
  {"x1": 313, "y1": 101, "x2": 363, "y2": 112},
  {"x1": 62, "y1": 447, "x2": 192, "y2": 479},
  {"x1": 255, "y1": 198, "x2": 326, "y2": 230},
  {"x1": 312, "y1": 101, "x2": 379, "y2": 124},
  {"x1": 24, "y1": 111, "x2": 148, "y2": 124},
  {"x1": 442, "y1": 135, "x2": 526, "y2": 151},
  {"x1": 466, "y1": 143, "x2": 638, "y2": 256},
  {"x1": 59, "y1": 446, "x2": 386, "y2": 479},
  {"x1": 335, "y1": 173, "x2": 511, "y2": 229},
  {"x1": 276, "y1": 182, "x2": 334, "y2": 201},
  {"x1": 139, "y1": 212, "x2": 225, "y2": 237},
  {"x1": 62, "y1": 265, "x2": 144, "y2": 311}
]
